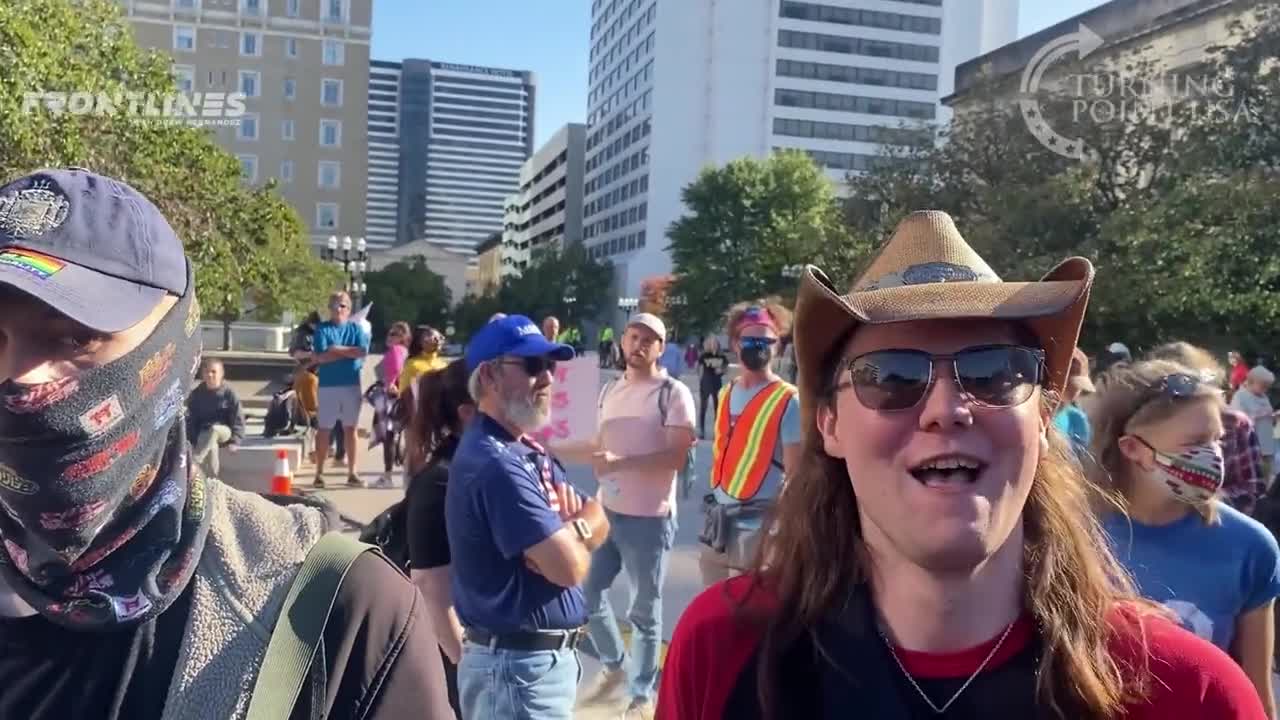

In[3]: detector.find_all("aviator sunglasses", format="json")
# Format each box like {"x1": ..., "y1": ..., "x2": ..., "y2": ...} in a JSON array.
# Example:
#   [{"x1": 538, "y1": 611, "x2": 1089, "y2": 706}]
[
  {"x1": 834, "y1": 344, "x2": 1046, "y2": 412},
  {"x1": 500, "y1": 355, "x2": 558, "y2": 377}
]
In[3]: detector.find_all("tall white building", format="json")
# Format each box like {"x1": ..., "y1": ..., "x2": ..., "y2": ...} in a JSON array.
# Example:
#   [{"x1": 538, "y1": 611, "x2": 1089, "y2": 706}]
[
  {"x1": 365, "y1": 60, "x2": 401, "y2": 251},
  {"x1": 583, "y1": 0, "x2": 1017, "y2": 304},
  {"x1": 501, "y1": 123, "x2": 587, "y2": 278},
  {"x1": 422, "y1": 62, "x2": 536, "y2": 254}
]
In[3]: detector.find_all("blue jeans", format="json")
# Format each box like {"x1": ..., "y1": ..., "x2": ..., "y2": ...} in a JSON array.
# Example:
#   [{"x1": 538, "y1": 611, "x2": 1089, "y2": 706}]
[
  {"x1": 582, "y1": 509, "x2": 676, "y2": 701},
  {"x1": 457, "y1": 642, "x2": 582, "y2": 720}
]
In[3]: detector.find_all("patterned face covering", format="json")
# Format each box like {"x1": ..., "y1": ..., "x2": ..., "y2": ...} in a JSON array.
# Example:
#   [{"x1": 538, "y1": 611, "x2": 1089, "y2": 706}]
[
  {"x1": 1135, "y1": 437, "x2": 1226, "y2": 505},
  {"x1": 0, "y1": 279, "x2": 209, "y2": 629}
]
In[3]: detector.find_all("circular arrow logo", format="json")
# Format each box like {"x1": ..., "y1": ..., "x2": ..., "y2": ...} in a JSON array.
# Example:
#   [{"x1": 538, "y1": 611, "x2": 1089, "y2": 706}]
[{"x1": 1018, "y1": 23, "x2": 1105, "y2": 160}]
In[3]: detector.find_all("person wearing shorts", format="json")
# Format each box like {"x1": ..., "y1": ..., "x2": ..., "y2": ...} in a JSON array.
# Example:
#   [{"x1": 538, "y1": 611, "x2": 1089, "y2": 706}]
[{"x1": 312, "y1": 290, "x2": 370, "y2": 488}]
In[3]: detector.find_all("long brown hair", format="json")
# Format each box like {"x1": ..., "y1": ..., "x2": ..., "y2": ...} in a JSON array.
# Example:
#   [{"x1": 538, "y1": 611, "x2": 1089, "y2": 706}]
[
  {"x1": 1087, "y1": 358, "x2": 1225, "y2": 525},
  {"x1": 405, "y1": 359, "x2": 472, "y2": 475},
  {"x1": 747, "y1": 333, "x2": 1147, "y2": 719}
]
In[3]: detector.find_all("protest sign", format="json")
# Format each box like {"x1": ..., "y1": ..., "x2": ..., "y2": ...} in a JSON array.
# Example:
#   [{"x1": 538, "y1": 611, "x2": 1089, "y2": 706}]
[{"x1": 529, "y1": 355, "x2": 599, "y2": 445}]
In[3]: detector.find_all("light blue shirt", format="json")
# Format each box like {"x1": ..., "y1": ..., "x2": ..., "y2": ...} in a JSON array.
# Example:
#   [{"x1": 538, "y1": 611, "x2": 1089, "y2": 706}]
[
  {"x1": 712, "y1": 380, "x2": 801, "y2": 528},
  {"x1": 1103, "y1": 503, "x2": 1280, "y2": 651}
]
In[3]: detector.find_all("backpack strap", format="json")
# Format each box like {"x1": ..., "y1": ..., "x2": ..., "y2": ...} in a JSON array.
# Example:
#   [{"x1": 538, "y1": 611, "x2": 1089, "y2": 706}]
[
  {"x1": 245, "y1": 532, "x2": 375, "y2": 720},
  {"x1": 658, "y1": 377, "x2": 674, "y2": 425}
]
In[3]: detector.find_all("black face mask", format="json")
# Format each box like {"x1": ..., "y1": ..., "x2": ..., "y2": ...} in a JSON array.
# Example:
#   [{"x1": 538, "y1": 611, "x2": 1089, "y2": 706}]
[
  {"x1": 0, "y1": 279, "x2": 209, "y2": 629},
  {"x1": 740, "y1": 344, "x2": 774, "y2": 372}
]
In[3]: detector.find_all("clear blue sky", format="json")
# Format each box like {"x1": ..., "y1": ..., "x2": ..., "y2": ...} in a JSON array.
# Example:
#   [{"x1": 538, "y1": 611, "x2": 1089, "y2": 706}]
[{"x1": 371, "y1": 0, "x2": 1108, "y2": 148}]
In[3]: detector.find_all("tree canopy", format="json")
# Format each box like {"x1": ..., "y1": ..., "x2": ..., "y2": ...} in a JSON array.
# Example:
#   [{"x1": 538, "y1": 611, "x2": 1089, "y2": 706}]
[
  {"x1": 0, "y1": 0, "x2": 339, "y2": 335},
  {"x1": 363, "y1": 256, "x2": 453, "y2": 341},
  {"x1": 665, "y1": 150, "x2": 868, "y2": 335}
]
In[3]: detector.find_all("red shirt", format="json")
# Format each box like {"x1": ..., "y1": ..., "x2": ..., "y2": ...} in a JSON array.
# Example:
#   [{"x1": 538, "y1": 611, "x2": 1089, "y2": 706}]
[{"x1": 658, "y1": 576, "x2": 1267, "y2": 720}]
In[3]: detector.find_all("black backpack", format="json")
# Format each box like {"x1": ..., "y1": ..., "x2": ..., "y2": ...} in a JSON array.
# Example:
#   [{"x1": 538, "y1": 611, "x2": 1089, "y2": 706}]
[{"x1": 359, "y1": 499, "x2": 409, "y2": 571}]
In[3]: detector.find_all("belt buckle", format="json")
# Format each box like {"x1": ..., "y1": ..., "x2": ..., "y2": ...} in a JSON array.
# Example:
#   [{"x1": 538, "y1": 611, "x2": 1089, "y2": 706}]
[{"x1": 561, "y1": 628, "x2": 583, "y2": 650}]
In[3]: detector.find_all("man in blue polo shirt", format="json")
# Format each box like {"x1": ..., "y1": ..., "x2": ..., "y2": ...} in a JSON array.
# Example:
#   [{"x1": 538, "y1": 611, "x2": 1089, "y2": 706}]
[
  {"x1": 311, "y1": 290, "x2": 370, "y2": 488},
  {"x1": 447, "y1": 315, "x2": 611, "y2": 720}
]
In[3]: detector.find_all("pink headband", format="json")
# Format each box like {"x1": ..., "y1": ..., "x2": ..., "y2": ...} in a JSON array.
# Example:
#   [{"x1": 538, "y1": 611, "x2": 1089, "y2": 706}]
[{"x1": 735, "y1": 307, "x2": 778, "y2": 336}]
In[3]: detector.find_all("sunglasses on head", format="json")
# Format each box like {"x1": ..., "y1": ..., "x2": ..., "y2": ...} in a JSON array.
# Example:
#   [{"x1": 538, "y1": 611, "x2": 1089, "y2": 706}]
[
  {"x1": 835, "y1": 344, "x2": 1045, "y2": 412},
  {"x1": 500, "y1": 355, "x2": 557, "y2": 377}
]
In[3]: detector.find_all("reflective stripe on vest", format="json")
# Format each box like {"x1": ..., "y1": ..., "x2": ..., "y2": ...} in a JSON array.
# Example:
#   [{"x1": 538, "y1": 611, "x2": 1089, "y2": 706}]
[{"x1": 710, "y1": 380, "x2": 796, "y2": 501}]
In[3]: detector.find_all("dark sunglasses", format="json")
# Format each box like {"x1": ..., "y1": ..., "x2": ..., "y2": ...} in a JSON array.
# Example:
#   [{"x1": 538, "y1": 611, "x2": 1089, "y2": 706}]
[
  {"x1": 835, "y1": 344, "x2": 1045, "y2": 412},
  {"x1": 741, "y1": 337, "x2": 778, "y2": 348},
  {"x1": 1123, "y1": 372, "x2": 1208, "y2": 425},
  {"x1": 500, "y1": 356, "x2": 557, "y2": 377}
]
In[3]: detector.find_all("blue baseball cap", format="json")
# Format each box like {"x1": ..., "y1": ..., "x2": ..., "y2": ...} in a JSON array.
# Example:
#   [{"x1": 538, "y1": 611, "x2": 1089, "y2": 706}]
[
  {"x1": 0, "y1": 168, "x2": 188, "y2": 333},
  {"x1": 465, "y1": 314, "x2": 574, "y2": 373}
]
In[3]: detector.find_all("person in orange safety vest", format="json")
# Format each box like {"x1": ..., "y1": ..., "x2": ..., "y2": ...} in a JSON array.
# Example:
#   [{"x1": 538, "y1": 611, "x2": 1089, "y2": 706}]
[{"x1": 700, "y1": 299, "x2": 801, "y2": 586}]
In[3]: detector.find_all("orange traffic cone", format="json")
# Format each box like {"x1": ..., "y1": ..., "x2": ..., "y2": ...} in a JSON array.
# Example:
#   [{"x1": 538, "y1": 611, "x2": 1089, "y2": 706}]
[{"x1": 271, "y1": 449, "x2": 293, "y2": 495}]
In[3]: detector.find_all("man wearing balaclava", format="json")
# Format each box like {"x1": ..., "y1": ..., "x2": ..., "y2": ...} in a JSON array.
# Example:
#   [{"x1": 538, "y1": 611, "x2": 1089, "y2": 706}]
[
  {"x1": 698, "y1": 299, "x2": 801, "y2": 588},
  {"x1": 0, "y1": 169, "x2": 451, "y2": 719}
]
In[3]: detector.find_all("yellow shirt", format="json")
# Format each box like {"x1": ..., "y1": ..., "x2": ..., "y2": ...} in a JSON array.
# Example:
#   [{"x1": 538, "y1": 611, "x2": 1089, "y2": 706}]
[{"x1": 397, "y1": 353, "x2": 448, "y2": 395}]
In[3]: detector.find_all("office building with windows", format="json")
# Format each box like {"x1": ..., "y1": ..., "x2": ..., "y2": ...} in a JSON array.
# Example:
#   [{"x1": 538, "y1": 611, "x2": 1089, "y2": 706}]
[
  {"x1": 500, "y1": 123, "x2": 586, "y2": 278},
  {"x1": 378, "y1": 60, "x2": 535, "y2": 254},
  {"x1": 365, "y1": 60, "x2": 401, "y2": 250},
  {"x1": 583, "y1": 0, "x2": 1016, "y2": 304},
  {"x1": 118, "y1": 0, "x2": 370, "y2": 248}
]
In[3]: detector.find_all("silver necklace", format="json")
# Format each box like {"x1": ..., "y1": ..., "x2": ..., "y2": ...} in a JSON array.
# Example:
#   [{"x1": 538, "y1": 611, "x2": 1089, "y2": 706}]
[{"x1": 878, "y1": 620, "x2": 1015, "y2": 715}]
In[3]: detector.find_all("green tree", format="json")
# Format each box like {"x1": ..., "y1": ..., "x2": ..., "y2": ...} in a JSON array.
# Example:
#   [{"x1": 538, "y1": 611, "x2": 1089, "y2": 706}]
[
  {"x1": 363, "y1": 256, "x2": 452, "y2": 342},
  {"x1": 666, "y1": 150, "x2": 863, "y2": 335},
  {"x1": 450, "y1": 243, "x2": 613, "y2": 342},
  {"x1": 842, "y1": 11, "x2": 1280, "y2": 354},
  {"x1": 0, "y1": 0, "x2": 336, "y2": 347}
]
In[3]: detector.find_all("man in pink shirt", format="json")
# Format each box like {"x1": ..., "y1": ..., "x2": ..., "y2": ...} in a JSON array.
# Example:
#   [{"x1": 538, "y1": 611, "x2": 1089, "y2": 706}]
[{"x1": 552, "y1": 313, "x2": 695, "y2": 718}]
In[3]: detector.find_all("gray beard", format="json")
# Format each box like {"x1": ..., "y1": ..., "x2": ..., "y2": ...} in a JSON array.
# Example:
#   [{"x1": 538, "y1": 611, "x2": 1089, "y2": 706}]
[{"x1": 503, "y1": 392, "x2": 550, "y2": 434}]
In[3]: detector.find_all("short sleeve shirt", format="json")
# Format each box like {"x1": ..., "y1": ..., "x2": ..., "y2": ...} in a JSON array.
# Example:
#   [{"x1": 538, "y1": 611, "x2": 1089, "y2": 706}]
[
  {"x1": 1103, "y1": 502, "x2": 1280, "y2": 651},
  {"x1": 598, "y1": 371, "x2": 696, "y2": 517},
  {"x1": 312, "y1": 321, "x2": 370, "y2": 387},
  {"x1": 445, "y1": 414, "x2": 587, "y2": 632},
  {"x1": 712, "y1": 381, "x2": 801, "y2": 524}
]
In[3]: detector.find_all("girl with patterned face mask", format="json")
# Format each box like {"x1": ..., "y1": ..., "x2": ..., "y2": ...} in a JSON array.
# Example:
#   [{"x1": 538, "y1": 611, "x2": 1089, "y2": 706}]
[{"x1": 1090, "y1": 358, "x2": 1280, "y2": 714}]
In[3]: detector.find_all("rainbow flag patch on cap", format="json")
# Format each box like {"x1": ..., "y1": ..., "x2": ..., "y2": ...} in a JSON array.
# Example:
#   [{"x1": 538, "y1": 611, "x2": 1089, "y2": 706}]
[{"x1": 0, "y1": 247, "x2": 65, "y2": 280}]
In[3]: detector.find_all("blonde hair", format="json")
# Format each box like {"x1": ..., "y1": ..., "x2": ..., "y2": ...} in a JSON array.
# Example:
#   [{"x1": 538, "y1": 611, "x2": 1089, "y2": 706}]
[
  {"x1": 745, "y1": 330, "x2": 1151, "y2": 719},
  {"x1": 725, "y1": 298, "x2": 793, "y2": 341},
  {"x1": 1088, "y1": 358, "x2": 1225, "y2": 525}
]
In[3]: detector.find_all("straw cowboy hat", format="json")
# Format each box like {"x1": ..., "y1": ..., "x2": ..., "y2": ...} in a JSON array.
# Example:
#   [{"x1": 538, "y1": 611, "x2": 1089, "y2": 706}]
[{"x1": 793, "y1": 210, "x2": 1094, "y2": 416}]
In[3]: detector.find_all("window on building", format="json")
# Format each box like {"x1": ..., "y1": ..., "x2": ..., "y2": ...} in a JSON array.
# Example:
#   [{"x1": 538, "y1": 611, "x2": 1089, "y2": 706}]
[
  {"x1": 286, "y1": 0, "x2": 300, "y2": 16},
  {"x1": 174, "y1": 0, "x2": 198, "y2": 9},
  {"x1": 241, "y1": 31, "x2": 261, "y2": 57},
  {"x1": 174, "y1": 25, "x2": 196, "y2": 52},
  {"x1": 318, "y1": 161, "x2": 341, "y2": 189},
  {"x1": 321, "y1": 78, "x2": 343, "y2": 106},
  {"x1": 241, "y1": 0, "x2": 261, "y2": 15},
  {"x1": 280, "y1": 160, "x2": 294, "y2": 183},
  {"x1": 316, "y1": 203, "x2": 339, "y2": 230},
  {"x1": 281, "y1": 119, "x2": 295, "y2": 141},
  {"x1": 322, "y1": 39, "x2": 344, "y2": 66},
  {"x1": 173, "y1": 65, "x2": 195, "y2": 94},
  {"x1": 319, "y1": 119, "x2": 341, "y2": 147},
  {"x1": 283, "y1": 77, "x2": 296, "y2": 100},
  {"x1": 237, "y1": 114, "x2": 259, "y2": 141},
  {"x1": 238, "y1": 154, "x2": 258, "y2": 183},
  {"x1": 325, "y1": 0, "x2": 345, "y2": 22},
  {"x1": 286, "y1": 38, "x2": 299, "y2": 58},
  {"x1": 238, "y1": 70, "x2": 260, "y2": 98}
]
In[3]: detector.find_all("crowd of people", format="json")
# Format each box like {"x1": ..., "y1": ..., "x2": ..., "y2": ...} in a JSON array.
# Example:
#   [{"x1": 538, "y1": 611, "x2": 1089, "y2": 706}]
[{"x1": 1, "y1": 168, "x2": 1277, "y2": 720}]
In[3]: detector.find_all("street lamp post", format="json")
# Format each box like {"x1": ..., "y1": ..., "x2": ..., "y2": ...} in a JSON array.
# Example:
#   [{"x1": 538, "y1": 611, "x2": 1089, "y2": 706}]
[
  {"x1": 321, "y1": 235, "x2": 370, "y2": 307},
  {"x1": 617, "y1": 296, "x2": 639, "y2": 321}
]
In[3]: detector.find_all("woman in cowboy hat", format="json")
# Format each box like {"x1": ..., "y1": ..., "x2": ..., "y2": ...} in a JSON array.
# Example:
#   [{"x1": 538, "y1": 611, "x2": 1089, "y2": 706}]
[{"x1": 657, "y1": 211, "x2": 1265, "y2": 719}]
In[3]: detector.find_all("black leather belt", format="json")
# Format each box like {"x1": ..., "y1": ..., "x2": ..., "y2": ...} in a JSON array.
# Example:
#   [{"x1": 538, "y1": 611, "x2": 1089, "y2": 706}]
[{"x1": 465, "y1": 627, "x2": 586, "y2": 652}]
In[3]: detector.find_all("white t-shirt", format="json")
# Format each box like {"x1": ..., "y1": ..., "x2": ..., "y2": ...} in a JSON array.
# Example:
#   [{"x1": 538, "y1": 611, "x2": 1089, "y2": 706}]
[
  {"x1": 1231, "y1": 389, "x2": 1275, "y2": 456},
  {"x1": 597, "y1": 370, "x2": 696, "y2": 517}
]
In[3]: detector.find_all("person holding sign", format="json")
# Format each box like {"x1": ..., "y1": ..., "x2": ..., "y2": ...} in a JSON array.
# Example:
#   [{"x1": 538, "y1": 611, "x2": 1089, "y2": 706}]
[{"x1": 554, "y1": 313, "x2": 696, "y2": 717}]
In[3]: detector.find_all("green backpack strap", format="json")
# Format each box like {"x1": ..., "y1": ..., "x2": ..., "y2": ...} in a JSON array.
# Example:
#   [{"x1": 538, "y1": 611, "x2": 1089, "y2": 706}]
[{"x1": 245, "y1": 532, "x2": 374, "y2": 720}]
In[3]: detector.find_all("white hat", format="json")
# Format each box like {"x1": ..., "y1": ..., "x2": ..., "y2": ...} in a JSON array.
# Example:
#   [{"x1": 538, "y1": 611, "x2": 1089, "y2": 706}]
[
  {"x1": 627, "y1": 312, "x2": 667, "y2": 341},
  {"x1": 1107, "y1": 342, "x2": 1130, "y2": 356}
]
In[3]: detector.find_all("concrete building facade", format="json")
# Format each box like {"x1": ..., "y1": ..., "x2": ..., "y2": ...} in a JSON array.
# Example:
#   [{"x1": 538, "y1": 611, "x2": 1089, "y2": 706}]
[
  {"x1": 118, "y1": 0, "x2": 371, "y2": 248},
  {"x1": 500, "y1": 123, "x2": 586, "y2": 278},
  {"x1": 365, "y1": 59, "x2": 401, "y2": 250},
  {"x1": 583, "y1": 0, "x2": 1017, "y2": 307}
]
